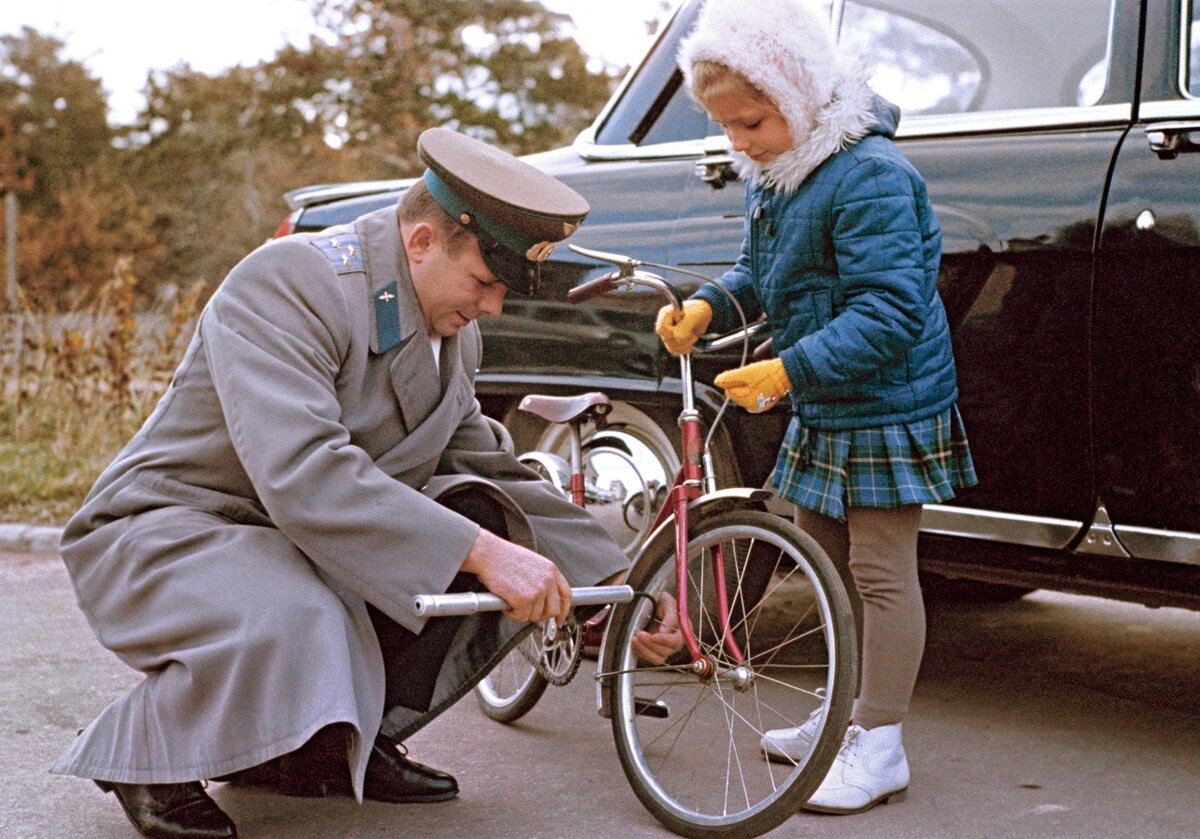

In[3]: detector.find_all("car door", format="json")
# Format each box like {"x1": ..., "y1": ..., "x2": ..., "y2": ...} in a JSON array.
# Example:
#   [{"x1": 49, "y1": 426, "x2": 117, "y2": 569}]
[
  {"x1": 679, "y1": 0, "x2": 1135, "y2": 552},
  {"x1": 1093, "y1": 0, "x2": 1200, "y2": 564}
]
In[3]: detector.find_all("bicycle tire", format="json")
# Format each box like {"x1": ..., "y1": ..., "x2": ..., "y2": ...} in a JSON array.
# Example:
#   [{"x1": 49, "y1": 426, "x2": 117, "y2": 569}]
[
  {"x1": 604, "y1": 509, "x2": 857, "y2": 837},
  {"x1": 474, "y1": 629, "x2": 550, "y2": 724}
]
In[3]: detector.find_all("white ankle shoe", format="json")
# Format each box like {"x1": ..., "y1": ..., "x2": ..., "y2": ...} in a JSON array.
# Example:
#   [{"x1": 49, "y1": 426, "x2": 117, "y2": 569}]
[
  {"x1": 803, "y1": 723, "x2": 909, "y2": 814},
  {"x1": 761, "y1": 705, "x2": 826, "y2": 762}
]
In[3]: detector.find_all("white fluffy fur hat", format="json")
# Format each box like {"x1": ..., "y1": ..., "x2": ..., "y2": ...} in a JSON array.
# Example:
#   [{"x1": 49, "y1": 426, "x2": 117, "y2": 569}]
[{"x1": 678, "y1": 0, "x2": 876, "y2": 191}]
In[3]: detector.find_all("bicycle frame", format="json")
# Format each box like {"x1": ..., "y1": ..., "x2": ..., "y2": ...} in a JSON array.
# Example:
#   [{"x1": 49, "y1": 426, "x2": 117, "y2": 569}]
[
  {"x1": 564, "y1": 245, "x2": 753, "y2": 676},
  {"x1": 434, "y1": 245, "x2": 856, "y2": 837}
]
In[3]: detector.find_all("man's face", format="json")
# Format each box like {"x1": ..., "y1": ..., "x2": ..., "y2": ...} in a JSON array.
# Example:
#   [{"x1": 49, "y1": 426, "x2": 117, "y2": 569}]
[{"x1": 405, "y1": 223, "x2": 508, "y2": 337}]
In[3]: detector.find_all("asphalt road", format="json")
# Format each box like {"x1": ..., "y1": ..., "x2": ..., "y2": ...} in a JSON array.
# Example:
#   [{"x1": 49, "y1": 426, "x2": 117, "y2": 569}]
[{"x1": 3, "y1": 549, "x2": 1198, "y2": 839}]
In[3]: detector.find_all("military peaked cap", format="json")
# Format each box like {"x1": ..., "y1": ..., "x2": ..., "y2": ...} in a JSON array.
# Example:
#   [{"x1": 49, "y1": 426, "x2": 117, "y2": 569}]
[{"x1": 417, "y1": 127, "x2": 590, "y2": 295}]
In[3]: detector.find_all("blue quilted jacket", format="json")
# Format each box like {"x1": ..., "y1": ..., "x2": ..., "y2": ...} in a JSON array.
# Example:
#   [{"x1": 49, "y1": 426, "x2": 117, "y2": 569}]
[{"x1": 693, "y1": 97, "x2": 959, "y2": 430}]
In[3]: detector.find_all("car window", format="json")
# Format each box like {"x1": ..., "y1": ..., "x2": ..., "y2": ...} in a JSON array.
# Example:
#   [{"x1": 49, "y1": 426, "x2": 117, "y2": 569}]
[
  {"x1": 839, "y1": 0, "x2": 1117, "y2": 114},
  {"x1": 1189, "y1": 0, "x2": 1199, "y2": 97},
  {"x1": 615, "y1": 0, "x2": 1121, "y2": 148},
  {"x1": 638, "y1": 72, "x2": 712, "y2": 146},
  {"x1": 839, "y1": 3, "x2": 983, "y2": 115}
]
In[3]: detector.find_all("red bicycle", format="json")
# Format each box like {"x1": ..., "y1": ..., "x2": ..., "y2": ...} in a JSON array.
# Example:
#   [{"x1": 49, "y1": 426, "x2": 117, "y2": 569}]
[{"x1": 416, "y1": 245, "x2": 857, "y2": 837}]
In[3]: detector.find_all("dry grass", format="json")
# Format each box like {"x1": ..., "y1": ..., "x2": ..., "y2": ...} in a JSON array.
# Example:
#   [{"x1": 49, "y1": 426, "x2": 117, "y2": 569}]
[{"x1": 1, "y1": 259, "x2": 206, "y2": 524}]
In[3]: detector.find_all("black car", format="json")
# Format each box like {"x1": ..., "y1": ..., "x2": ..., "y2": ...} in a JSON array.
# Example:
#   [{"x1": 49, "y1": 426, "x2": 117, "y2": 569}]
[{"x1": 279, "y1": 0, "x2": 1200, "y2": 609}]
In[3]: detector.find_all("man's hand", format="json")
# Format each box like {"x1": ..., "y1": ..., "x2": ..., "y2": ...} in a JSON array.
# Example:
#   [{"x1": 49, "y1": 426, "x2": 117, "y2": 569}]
[
  {"x1": 630, "y1": 592, "x2": 684, "y2": 665},
  {"x1": 713, "y1": 357, "x2": 792, "y2": 413},
  {"x1": 461, "y1": 528, "x2": 572, "y2": 624},
  {"x1": 655, "y1": 299, "x2": 712, "y2": 355}
]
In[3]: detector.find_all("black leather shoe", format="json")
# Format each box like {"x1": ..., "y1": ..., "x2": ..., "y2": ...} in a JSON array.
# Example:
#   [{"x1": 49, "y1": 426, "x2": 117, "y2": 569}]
[
  {"x1": 218, "y1": 732, "x2": 457, "y2": 804},
  {"x1": 95, "y1": 780, "x2": 237, "y2": 839},
  {"x1": 362, "y1": 737, "x2": 458, "y2": 803}
]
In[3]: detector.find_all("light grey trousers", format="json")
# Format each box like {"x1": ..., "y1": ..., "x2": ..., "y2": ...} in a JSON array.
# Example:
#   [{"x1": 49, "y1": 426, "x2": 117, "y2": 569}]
[{"x1": 794, "y1": 504, "x2": 925, "y2": 730}]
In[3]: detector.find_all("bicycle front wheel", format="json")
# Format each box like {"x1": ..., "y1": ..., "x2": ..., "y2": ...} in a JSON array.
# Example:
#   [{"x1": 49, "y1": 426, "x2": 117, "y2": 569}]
[
  {"x1": 474, "y1": 629, "x2": 549, "y2": 724},
  {"x1": 605, "y1": 509, "x2": 856, "y2": 837}
]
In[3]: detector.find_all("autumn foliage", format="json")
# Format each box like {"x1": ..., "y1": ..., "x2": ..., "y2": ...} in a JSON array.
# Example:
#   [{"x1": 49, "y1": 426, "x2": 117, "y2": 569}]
[{"x1": 0, "y1": 2, "x2": 647, "y2": 522}]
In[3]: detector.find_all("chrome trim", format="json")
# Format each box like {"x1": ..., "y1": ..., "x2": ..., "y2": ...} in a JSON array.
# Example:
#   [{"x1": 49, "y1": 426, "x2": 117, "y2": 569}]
[
  {"x1": 574, "y1": 136, "x2": 709, "y2": 162},
  {"x1": 898, "y1": 105, "x2": 1132, "y2": 136},
  {"x1": 922, "y1": 504, "x2": 1200, "y2": 568},
  {"x1": 1138, "y1": 100, "x2": 1200, "y2": 121},
  {"x1": 919, "y1": 505, "x2": 1081, "y2": 550},
  {"x1": 1114, "y1": 526, "x2": 1200, "y2": 567},
  {"x1": 1181, "y1": 0, "x2": 1197, "y2": 100},
  {"x1": 574, "y1": 105, "x2": 1133, "y2": 164},
  {"x1": 1075, "y1": 502, "x2": 1132, "y2": 558}
]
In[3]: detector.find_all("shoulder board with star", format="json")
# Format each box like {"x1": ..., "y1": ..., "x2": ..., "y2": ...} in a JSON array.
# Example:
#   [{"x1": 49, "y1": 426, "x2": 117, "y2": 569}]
[{"x1": 310, "y1": 233, "x2": 364, "y2": 275}]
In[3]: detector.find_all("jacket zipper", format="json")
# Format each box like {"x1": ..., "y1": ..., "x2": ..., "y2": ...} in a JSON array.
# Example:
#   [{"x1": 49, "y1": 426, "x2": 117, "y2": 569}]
[{"x1": 751, "y1": 198, "x2": 762, "y2": 280}]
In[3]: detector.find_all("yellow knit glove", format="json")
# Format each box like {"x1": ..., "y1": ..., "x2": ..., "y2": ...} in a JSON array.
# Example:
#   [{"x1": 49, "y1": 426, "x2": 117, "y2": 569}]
[
  {"x1": 713, "y1": 358, "x2": 792, "y2": 413},
  {"x1": 655, "y1": 300, "x2": 712, "y2": 355}
]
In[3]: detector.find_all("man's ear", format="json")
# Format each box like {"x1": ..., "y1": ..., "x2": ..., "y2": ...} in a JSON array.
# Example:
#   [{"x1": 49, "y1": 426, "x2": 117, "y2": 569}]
[{"x1": 403, "y1": 221, "x2": 437, "y2": 263}]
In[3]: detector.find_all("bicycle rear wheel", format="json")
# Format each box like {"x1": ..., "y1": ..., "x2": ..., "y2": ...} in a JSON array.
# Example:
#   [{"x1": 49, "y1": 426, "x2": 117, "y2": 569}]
[
  {"x1": 604, "y1": 509, "x2": 856, "y2": 837},
  {"x1": 475, "y1": 629, "x2": 549, "y2": 724}
]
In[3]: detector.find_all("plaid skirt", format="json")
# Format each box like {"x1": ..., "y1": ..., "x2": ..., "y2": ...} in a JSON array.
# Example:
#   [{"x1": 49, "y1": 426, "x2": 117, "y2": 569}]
[{"x1": 771, "y1": 405, "x2": 978, "y2": 521}]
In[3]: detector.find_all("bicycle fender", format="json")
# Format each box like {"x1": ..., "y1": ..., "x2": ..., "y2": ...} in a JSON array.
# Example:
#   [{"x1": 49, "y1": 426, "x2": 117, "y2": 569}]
[{"x1": 594, "y1": 487, "x2": 775, "y2": 717}]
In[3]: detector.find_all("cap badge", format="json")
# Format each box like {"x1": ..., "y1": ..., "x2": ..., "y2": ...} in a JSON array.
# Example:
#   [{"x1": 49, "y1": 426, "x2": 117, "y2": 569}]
[{"x1": 526, "y1": 241, "x2": 556, "y2": 262}]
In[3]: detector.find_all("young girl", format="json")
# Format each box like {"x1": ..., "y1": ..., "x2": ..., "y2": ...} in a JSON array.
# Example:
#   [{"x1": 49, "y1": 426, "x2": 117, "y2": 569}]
[{"x1": 656, "y1": 0, "x2": 977, "y2": 815}]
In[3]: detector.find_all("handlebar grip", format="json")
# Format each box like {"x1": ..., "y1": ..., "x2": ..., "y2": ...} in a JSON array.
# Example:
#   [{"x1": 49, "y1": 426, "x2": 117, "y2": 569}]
[
  {"x1": 567, "y1": 275, "x2": 618, "y2": 305},
  {"x1": 752, "y1": 337, "x2": 774, "y2": 360},
  {"x1": 412, "y1": 584, "x2": 635, "y2": 617}
]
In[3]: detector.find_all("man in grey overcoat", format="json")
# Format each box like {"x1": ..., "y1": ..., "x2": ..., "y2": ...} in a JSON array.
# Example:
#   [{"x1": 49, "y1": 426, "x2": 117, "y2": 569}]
[{"x1": 52, "y1": 128, "x2": 640, "y2": 839}]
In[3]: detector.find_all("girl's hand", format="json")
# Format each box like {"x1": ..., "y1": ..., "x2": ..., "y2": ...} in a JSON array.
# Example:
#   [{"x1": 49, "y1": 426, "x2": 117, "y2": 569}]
[
  {"x1": 714, "y1": 358, "x2": 792, "y2": 412},
  {"x1": 655, "y1": 300, "x2": 712, "y2": 355}
]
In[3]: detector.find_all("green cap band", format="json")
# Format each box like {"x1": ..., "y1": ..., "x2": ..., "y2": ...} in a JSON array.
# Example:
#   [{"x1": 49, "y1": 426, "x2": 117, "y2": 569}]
[{"x1": 423, "y1": 169, "x2": 539, "y2": 257}]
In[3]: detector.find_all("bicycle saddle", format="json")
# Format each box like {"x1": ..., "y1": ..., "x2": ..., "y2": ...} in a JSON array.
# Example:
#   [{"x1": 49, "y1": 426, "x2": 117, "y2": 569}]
[{"x1": 518, "y1": 392, "x2": 612, "y2": 427}]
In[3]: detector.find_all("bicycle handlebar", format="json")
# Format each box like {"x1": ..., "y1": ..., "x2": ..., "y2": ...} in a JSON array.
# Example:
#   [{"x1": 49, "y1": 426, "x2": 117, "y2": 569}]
[
  {"x1": 567, "y1": 243, "x2": 642, "y2": 273},
  {"x1": 412, "y1": 584, "x2": 635, "y2": 617}
]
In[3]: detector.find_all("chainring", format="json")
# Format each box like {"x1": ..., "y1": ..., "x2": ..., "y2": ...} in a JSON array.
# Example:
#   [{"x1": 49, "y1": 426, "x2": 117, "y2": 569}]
[{"x1": 521, "y1": 615, "x2": 583, "y2": 686}]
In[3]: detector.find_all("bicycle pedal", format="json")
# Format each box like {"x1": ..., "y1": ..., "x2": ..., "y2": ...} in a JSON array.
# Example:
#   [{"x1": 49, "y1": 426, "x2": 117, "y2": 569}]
[{"x1": 633, "y1": 698, "x2": 670, "y2": 719}]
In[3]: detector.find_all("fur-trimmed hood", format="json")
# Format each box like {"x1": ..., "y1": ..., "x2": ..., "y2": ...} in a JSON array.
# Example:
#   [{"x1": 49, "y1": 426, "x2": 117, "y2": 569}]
[{"x1": 678, "y1": 0, "x2": 881, "y2": 193}]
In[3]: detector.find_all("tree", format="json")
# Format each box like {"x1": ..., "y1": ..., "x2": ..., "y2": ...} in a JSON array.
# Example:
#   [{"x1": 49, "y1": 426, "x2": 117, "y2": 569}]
[
  {"x1": 304, "y1": 0, "x2": 621, "y2": 168},
  {"x1": 116, "y1": 1, "x2": 622, "y2": 295},
  {"x1": 0, "y1": 28, "x2": 159, "y2": 310},
  {"x1": 121, "y1": 61, "x2": 368, "y2": 293},
  {"x1": 0, "y1": 27, "x2": 112, "y2": 211}
]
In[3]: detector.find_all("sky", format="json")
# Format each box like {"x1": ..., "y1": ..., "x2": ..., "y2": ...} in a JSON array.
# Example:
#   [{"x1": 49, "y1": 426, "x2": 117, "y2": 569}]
[{"x1": 0, "y1": 0, "x2": 671, "y2": 125}]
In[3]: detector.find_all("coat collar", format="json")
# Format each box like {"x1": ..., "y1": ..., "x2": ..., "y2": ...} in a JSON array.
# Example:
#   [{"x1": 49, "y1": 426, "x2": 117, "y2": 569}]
[{"x1": 354, "y1": 205, "x2": 471, "y2": 434}]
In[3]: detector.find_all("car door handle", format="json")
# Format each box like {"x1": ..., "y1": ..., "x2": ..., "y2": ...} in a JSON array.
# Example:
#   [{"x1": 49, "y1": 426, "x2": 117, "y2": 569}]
[
  {"x1": 1146, "y1": 122, "x2": 1200, "y2": 159},
  {"x1": 694, "y1": 155, "x2": 738, "y2": 189}
]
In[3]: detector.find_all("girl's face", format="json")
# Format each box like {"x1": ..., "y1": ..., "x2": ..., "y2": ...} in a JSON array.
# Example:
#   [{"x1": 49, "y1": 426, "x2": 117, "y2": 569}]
[{"x1": 703, "y1": 88, "x2": 796, "y2": 166}]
